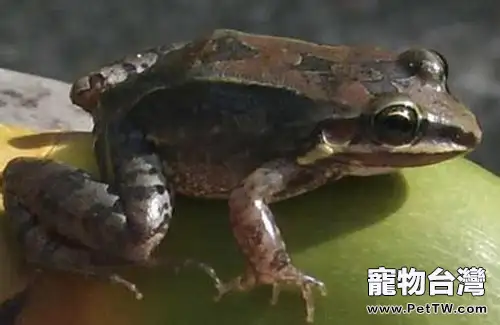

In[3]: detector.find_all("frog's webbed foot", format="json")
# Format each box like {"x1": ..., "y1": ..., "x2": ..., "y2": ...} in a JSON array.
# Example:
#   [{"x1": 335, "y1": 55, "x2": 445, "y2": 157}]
[
  {"x1": 217, "y1": 159, "x2": 331, "y2": 323},
  {"x1": 214, "y1": 265, "x2": 326, "y2": 323},
  {"x1": 2, "y1": 190, "x2": 143, "y2": 299},
  {"x1": 268, "y1": 267, "x2": 327, "y2": 321}
]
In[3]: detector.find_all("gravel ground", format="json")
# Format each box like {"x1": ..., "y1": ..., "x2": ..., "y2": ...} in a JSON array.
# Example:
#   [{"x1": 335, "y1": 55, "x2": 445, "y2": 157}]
[{"x1": 0, "y1": 0, "x2": 499, "y2": 174}]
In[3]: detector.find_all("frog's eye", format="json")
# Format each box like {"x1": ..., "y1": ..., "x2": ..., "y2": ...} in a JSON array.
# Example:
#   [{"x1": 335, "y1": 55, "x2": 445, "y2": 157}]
[
  {"x1": 398, "y1": 48, "x2": 449, "y2": 83},
  {"x1": 371, "y1": 100, "x2": 421, "y2": 146}
]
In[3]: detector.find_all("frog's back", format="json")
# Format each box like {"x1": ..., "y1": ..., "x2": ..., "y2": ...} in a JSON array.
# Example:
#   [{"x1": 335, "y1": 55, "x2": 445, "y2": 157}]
[
  {"x1": 182, "y1": 29, "x2": 396, "y2": 102},
  {"x1": 74, "y1": 29, "x2": 397, "y2": 198},
  {"x1": 132, "y1": 28, "x2": 398, "y2": 153},
  {"x1": 72, "y1": 29, "x2": 396, "y2": 117}
]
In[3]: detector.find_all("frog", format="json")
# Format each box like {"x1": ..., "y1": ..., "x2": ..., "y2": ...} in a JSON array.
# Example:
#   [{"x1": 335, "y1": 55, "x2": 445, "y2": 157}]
[{"x1": 1, "y1": 29, "x2": 482, "y2": 323}]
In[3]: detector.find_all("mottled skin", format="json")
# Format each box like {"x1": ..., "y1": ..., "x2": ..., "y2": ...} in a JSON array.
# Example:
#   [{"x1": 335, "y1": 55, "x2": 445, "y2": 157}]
[{"x1": 2, "y1": 29, "x2": 482, "y2": 322}]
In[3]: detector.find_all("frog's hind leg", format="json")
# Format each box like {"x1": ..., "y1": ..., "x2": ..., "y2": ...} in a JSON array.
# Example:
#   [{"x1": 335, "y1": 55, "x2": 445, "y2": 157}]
[
  {"x1": 2, "y1": 190, "x2": 143, "y2": 298},
  {"x1": 1, "y1": 118, "x2": 221, "y2": 298},
  {"x1": 2, "y1": 155, "x2": 220, "y2": 298}
]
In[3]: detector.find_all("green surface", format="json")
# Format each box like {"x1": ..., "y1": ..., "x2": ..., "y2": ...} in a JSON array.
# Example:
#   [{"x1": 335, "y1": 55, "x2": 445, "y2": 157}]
[{"x1": 1, "y1": 129, "x2": 499, "y2": 325}]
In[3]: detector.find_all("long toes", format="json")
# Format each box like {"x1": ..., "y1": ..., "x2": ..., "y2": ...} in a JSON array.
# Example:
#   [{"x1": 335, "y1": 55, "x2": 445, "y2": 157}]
[
  {"x1": 270, "y1": 283, "x2": 281, "y2": 305},
  {"x1": 212, "y1": 275, "x2": 249, "y2": 302},
  {"x1": 196, "y1": 262, "x2": 223, "y2": 288},
  {"x1": 311, "y1": 280, "x2": 327, "y2": 296},
  {"x1": 108, "y1": 274, "x2": 143, "y2": 299},
  {"x1": 213, "y1": 281, "x2": 231, "y2": 302}
]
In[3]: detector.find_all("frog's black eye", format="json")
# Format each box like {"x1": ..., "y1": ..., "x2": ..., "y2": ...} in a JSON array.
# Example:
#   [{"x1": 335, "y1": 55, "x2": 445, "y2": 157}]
[
  {"x1": 371, "y1": 100, "x2": 421, "y2": 146},
  {"x1": 398, "y1": 48, "x2": 448, "y2": 83}
]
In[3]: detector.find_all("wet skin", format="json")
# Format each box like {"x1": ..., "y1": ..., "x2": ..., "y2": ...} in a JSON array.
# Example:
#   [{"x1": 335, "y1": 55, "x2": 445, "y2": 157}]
[{"x1": 1, "y1": 29, "x2": 482, "y2": 322}]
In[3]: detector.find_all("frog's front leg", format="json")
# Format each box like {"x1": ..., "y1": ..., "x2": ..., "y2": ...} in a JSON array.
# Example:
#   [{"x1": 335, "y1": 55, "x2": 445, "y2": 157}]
[{"x1": 216, "y1": 159, "x2": 331, "y2": 323}]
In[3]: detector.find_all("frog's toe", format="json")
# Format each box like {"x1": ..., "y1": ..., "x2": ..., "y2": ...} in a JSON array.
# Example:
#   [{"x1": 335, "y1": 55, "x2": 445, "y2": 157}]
[
  {"x1": 178, "y1": 259, "x2": 223, "y2": 291},
  {"x1": 105, "y1": 273, "x2": 144, "y2": 299},
  {"x1": 270, "y1": 267, "x2": 327, "y2": 305},
  {"x1": 213, "y1": 274, "x2": 254, "y2": 302},
  {"x1": 269, "y1": 265, "x2": 327, "y2": 323},
  {"x1": 148, "y1": 257, "x2": 223, "y2": 291},
  {"x1": 213, "y1": 266, "x2": 326, "y2": 322}
]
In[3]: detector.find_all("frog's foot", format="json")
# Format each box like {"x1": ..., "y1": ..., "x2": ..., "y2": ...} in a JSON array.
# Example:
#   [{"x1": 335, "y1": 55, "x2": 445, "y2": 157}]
[{"x1": 214, "y1": 265, "x2": 326, "y2": 323}]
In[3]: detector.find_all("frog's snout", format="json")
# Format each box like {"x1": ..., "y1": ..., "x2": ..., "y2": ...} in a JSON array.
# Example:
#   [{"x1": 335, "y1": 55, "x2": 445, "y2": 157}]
[
  {"x1": 456, "y1": 127, "x2": 482, "y2": 153},
  {"x1": 455, "y1": 109, "x2": 483, "y2": 151},
  {"x1": 429, "y1": 100, "x2": 484, "y2": 153},
  {"x1": 471, "y1": 115, "x2": 483, "y2": 148}
]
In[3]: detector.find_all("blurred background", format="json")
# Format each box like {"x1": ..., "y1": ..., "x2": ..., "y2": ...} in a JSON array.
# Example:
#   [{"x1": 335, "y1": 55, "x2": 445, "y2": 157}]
[{"x1": 1, "y1": 0, "x2": 499, "y2": 174}]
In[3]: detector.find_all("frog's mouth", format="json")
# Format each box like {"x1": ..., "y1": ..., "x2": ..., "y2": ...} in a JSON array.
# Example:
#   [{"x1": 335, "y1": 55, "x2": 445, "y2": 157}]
[{"x1": 331, "y1": 150, "x2": 468, "y2": 168}]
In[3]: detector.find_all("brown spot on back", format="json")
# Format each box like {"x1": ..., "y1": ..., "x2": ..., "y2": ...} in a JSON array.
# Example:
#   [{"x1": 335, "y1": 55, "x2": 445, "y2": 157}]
[
  {"x1": 293, "y1": 54, "x2": 333, "y2": 73},
  {"x1": 201, "y1": 36, "x2": 260, "y2": 63}
]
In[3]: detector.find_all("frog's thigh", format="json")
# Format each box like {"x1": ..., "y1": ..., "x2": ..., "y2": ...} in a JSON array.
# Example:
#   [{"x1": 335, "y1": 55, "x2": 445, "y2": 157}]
[
  {"x1": 3, "y1": 191, "x2": 143, "y2": 298},
  {"x1": 2, "y1": 157, "x2": 167, "y2": 262}
]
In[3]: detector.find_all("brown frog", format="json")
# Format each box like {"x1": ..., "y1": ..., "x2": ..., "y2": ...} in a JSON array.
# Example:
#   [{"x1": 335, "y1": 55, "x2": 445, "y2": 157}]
[{"x1": 1, "y1": 29, "x2": 482, "y2": 322}]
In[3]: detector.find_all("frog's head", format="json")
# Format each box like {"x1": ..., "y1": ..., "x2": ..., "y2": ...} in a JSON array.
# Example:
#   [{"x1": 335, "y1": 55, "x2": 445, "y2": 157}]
[{"x1": 298, "y1": 48, "x2": 482, "y2": 170}]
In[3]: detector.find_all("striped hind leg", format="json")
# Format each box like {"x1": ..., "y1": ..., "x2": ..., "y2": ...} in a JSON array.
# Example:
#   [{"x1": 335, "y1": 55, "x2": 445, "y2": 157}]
[{"x1": 3, "y1": 191, "x2": 143, "y2": 298}]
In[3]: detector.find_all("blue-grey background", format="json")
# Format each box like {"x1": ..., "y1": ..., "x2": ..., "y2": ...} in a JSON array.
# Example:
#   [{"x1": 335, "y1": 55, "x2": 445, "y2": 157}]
[{"x1": 1, "y1": 0, "x2": 499, "y2": 174}]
